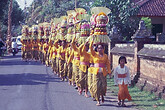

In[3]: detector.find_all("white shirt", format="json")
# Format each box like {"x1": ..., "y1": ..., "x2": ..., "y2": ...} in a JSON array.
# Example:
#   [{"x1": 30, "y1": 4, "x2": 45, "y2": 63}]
[
  {"x1": 11, "y1": 42, "x2": 17, "y2": 48},
  {"x1": 114, "y1": 65, "x2": 131, "y2": 85}
]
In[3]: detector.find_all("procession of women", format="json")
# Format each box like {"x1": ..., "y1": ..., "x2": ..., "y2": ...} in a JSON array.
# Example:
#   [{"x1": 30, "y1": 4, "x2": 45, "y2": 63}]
[{"x1": 20, "y1": 7, "x2": 132, "y2": 106}]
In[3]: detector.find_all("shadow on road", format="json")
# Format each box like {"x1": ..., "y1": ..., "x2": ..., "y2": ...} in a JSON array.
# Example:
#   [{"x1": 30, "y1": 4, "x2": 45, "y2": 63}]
[
  {"x1": 0, "y1": 73, "x2": 62, "y2": 86},
  {"x1": 3, "y1": 55, "x2": 22, "y2": 59},
  {"x1": 0, "y1": 58, "x2": 43, "y2": 66},
  {"x1": 0, "y1": 52, "x2": 43, "y2": 66}
]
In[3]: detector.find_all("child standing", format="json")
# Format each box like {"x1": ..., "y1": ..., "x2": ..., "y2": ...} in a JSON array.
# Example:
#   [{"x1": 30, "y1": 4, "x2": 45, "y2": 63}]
[{"x1": 114, "y1": 56, "x2": 132, "y2": 107}]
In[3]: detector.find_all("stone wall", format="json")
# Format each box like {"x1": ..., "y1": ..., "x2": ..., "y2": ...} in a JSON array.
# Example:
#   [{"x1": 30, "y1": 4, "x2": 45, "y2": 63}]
[{"x1": 140, "y1": 59, "x2": 165, "y2": 82}]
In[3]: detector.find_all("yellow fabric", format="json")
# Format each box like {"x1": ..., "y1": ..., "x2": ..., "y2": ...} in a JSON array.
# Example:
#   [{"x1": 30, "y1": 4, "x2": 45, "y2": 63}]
[
  {"x1": 22, "y1": 43, "x2": 27, "y2": 51},
  {"x1": 88, "y1": 67, "x2": 95, "y2": 74},
  {"x1": 89, "y1": 41, "x2": 111, "y2": 76},
  {"x1": 79, "y1": 43, "x2": 90, "y2": 73},
  {"x1": 38, "y1": 43, "x2": 43, "y2": 52},
  {"x1": 43, "y1": 43, "x2": 49, "y2": 54},
  {"x1": 48, "y1": 40, "x2": 52, "y2": 47},
  {"x1": 49, "y1": 46, "x2": 57, "y2": 59},
  {"x1": 89, "y1": 53, "x2": 94, "y2": 63},
  {"x1": 58, "y1": 46, "x2": 67, "y2": 60},
  {"x1": 59, "y1": 59, "x2": 65, "y2": 76},
  {"x1": 72, "y1": 64, "x2": 79, "y2": 86},
  {"x1": 56, "y1": 57, "x2": 59, "y2": 73},
  {"x1": 65, "y1": 47, "x2": 72, "y2": 63},
  {"x1": 79, "y1": 70, "x2": 88, "y2": 90},
  {"x1": 47, "y1": 46, "x2": 52, "y2": 55},
  {"x1": 53, "y1": 40, "x2": 60, "y2": 58},
  {"x1": 93, "y1": 72, "x2": 107, "y2": 101},
  {"x1": 26, "y1": 43, "x2": 32, "y2": 51},
  {"x1": 52, "y1": 58, "x2": 56, "y2": 72},
  {"x1": 67, "y1": 63, "x2": 72, "y2": 81},
  {"x1": 32, "y1": 43, "x2": 39, "y2": 51},
  {"x1": 88, "y1": 72, "x2": 94, "y2": 98},
  {"x1": 88, "y1": 53, "x2": 95, "y2": 74},
  {"x1": 56, "y1": 45, "x2": 61, "y2": 58},
  {"x1": 68, "y1": 38, "x2": 80, "y2": 66}
]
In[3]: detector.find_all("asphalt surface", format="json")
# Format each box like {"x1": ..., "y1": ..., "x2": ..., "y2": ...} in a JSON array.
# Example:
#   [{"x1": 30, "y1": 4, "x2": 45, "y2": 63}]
[{"x1": 0, "y1": 52, "x2": 137, "y2": 110}]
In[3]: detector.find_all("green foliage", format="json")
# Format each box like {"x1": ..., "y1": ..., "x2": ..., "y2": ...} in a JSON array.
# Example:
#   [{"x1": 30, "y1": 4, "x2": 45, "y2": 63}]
[
  {"x1": 80, "y1": 0, "x2": 140, "y2": 41},
  {"x1": 0, "y1": 0, "x2": 25, "y2": 41},
  {"x1": 26, "y1": 0, "x2": 140, "y2": 41},
  {"x1": 141, "y1": 17, "x2": 152, "y2": 29},
  {"x1": 26, "y1": 0, "x2": 77, "y2": 25},
  {"x1": 107, "y1": 0, "x2": 140, "y2": 41},
  {"x1": 11, "y1": 1, "x2": 24, "y2": 26},
  {"x1": 0, "y1": 22, "x2": 8, "y2": 40},
  {"x1": 0, "y1": 0, "x2": 8, "y2": 21}
]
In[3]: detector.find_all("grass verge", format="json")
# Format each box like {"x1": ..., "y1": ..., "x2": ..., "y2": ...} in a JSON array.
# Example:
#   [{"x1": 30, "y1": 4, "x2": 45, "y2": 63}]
[{"x1": 107, "y1": 77, "x2": 165, "y2": 110}]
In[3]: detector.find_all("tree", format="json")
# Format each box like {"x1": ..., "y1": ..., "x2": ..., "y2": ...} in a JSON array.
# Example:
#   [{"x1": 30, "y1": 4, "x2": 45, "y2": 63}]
[
  {"x1": 78, "y1": 0, "x2": 140, "y2": 40},
  {"x1": 108, "y1": 0, "x2": 140, "y2": 41},
  {"x1": 0, "y1": 0, "x2": 9, "y2": 40},
  {"x1": 26, "y1": 0, "x2": 140, "y2": 41},
  {"x1": 0, "y1": 0, "x2": 25, "y2": 41},
  {"x1": 87, "y1": 0, "x2": 140, "y2": 41},
  {"x1": 6, "y1": 0, "x2": 13, "y2": 51},
  {"x1": 26, "y1": 0, "x2": 76, "y2": 25}
]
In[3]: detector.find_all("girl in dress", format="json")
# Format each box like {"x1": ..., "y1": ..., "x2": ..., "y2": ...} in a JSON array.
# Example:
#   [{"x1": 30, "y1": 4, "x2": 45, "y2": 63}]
[{"x1": 114, "y1": 56, "x2": 132, "y2": 107}]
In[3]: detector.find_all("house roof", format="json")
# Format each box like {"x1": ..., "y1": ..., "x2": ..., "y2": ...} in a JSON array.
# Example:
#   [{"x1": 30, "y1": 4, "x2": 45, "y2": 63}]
[{"x1": 132, "y1": 0, "x2": 165, "y2": 17}]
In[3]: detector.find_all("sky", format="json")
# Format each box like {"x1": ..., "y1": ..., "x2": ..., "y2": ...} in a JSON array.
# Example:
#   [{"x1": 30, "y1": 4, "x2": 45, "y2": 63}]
[{"x1": 16, "y1": 0, "x2": 34, "y2": 9}]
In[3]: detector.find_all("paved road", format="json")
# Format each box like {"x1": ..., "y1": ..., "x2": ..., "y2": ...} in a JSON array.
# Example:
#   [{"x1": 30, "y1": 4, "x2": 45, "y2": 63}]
[{"x1": 0, "y1": 52, "x2": 137, "y2": 110}]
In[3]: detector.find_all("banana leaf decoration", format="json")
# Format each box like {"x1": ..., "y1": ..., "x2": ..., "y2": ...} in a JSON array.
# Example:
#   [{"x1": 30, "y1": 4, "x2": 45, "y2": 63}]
[{"x1": 88, "y1": 7, "x2": 111, "y2": 44}]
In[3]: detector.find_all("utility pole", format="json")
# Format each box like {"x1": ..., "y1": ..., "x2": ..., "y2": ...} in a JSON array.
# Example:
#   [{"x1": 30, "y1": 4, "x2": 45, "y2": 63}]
[
  {"x1": 24, "y1": 0, "x2": 27, "y2": 11},
  {"x1": 7, "y1": 0, "x2": 13, "y2": 53},
  {"x1": 0, "y1": 25, "x2": 1, "y2": 39},
  {"x1": 75, "y1": 0, "x2": 77, "y2": 9},
  {"x1": 24, "y1": 0, "x2": 28, "y2": 24}
]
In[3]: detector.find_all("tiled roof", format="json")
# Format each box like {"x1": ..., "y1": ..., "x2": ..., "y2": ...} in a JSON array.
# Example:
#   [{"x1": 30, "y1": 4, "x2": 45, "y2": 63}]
[{"x1": 132, "y1": 0, "x2": 165, "y2": 17}]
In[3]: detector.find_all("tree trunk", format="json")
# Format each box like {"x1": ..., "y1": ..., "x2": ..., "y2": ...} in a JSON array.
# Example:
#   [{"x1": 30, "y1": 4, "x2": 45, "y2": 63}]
[{"x1": 7, "y1": 0, "x2": 13, "y2": 53}]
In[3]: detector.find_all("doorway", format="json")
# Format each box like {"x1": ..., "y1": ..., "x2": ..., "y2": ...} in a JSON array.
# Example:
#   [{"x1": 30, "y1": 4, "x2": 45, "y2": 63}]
[{"x1": 152, "y1": 24, "x2": 163, "y2": 36}]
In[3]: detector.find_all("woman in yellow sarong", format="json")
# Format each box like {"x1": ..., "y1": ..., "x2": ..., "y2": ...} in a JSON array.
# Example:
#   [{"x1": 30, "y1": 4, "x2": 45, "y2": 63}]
[
  {"x1": 67, "y1": 37, "x2": 80, "y2": 89},
  {"x1": 87, "y1": 50, "x2": 95, "y2": 100},
  {"x1": 32, "y1": 39, "x2": 39, "y2": 61},
  {"x1": 78, "y1": 42, "x2": 90, "y2": 97},
  {"x1": 58, "y1": 40, "x2": 67, "y2": 81},
  {"x1": 26, "y1": 39, "x2": 32, "y2": 61},
  {"x1": 65, "y1": 45, "x2": 73, "y2": 85},
  {"x1": 43, "y1": 39, "x2": 49, "y2": 66},
  {"x1": 89, "y1": 39, "x2": 111, "y2": 106},
  {"x1": 49, "y1": 40, "x2": 58, "y2": 74}
]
